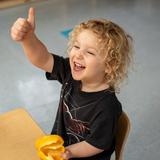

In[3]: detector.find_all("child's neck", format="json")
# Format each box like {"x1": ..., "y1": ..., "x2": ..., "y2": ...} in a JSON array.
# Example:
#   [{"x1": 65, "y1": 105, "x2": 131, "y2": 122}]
[{"x1": 81, "y1": 81, "x2": 109, "y2": 92}]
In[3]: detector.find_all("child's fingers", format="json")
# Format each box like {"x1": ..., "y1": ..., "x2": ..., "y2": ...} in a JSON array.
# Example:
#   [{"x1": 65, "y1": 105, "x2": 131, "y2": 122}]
[
  {"x1": 11, "y1": 26, "x2": 25, "y2": 41},
  {"x1": 11, "y1": 31, "x2": 24, "y2": 41},
  {"x1": 16, "y1": 24, "x2": 29, "y2": 33},
  {"x1": 61, "y1": 153, "x2": 68, "y2": 160},
  {"x1": 61, "y1": 149, "x2": 71, "y2": 160},
  {"x1": 11, "y1": 18, "x2": 31, "y2": 41},
  {"x1": 18, "y1": 18, "x2": 31, "y2": 32}
]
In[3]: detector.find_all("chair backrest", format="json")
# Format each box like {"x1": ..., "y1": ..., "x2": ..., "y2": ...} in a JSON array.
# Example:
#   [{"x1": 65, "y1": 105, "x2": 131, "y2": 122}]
[{"x1": 115, "y1": 112, "x2": 131, "y2": 160}]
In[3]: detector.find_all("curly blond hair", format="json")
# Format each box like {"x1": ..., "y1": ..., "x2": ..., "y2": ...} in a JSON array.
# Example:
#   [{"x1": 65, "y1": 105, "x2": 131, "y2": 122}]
[{"x1": 67, "y1": 19, "x2": 133, "y2": 91}]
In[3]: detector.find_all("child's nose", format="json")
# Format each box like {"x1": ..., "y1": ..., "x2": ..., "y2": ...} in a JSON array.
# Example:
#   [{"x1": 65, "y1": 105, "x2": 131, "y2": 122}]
[{"x1": 76, "y1": 50, "x2": 83, "y2": 58}]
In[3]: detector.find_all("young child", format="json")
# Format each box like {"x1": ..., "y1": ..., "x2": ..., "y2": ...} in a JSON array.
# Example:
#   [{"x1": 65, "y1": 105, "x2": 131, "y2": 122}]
[{"x1": 11, "y1": 8, "x2": 133, "y2": 160}]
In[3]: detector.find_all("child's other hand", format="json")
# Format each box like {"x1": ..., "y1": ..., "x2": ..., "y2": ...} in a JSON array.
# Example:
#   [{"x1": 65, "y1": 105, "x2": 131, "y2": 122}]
[
  {"x1": 61, "y1": 148, "x2": 72, "y2": 160},
  {"x1": 11, "y1": 7, "x2": 35, "y2": 41}
]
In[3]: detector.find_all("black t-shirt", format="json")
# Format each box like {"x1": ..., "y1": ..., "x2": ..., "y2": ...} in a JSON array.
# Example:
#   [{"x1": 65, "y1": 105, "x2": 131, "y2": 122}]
[{"x1": 46, "y1": 54, "x2": 122, "y2": 160}]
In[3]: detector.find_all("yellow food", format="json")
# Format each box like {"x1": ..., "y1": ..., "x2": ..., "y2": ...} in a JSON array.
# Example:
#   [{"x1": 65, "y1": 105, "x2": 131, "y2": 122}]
[{"x1": 35, "y1": 135, "x2": 65, "y2": 160}]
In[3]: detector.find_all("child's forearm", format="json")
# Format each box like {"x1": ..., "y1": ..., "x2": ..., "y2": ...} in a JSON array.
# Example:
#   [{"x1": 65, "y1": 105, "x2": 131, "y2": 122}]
[
  {"x1": 21, "y1": 33, "x2": 52, "y2": 71},
  {"x1": 62, "y1": 141, "x2": 103, "y2": 159}
]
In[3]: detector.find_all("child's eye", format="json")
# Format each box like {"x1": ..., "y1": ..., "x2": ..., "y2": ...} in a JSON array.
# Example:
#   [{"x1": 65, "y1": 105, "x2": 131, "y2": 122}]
[
  {"x1": 87, "y1": 51, "x2": 95, "y2": 55},
  {"x1": 73, "y1": 45, "x2": 80, "y2": 49}
]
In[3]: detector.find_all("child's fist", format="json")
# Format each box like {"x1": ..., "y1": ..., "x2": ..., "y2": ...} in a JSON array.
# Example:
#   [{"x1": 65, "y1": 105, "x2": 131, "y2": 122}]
[{"x1": 11, "y1": 7, "x2": 35, "y2": 41}]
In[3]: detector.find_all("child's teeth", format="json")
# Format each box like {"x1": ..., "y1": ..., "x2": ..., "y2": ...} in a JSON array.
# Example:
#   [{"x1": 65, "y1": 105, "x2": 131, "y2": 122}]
[{"x1": 75, "y1": 63, "x2": 82, "y2": 67}]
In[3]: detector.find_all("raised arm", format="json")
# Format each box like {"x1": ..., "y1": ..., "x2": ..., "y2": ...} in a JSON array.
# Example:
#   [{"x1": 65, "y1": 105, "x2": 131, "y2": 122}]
[{"x1": 10, "y1": 7, "x2": 53, "y2": 73}]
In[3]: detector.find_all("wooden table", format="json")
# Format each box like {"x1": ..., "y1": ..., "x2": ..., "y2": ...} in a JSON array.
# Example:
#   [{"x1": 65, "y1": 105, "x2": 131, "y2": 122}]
[{"x1": 0, "y1": 108, "x2": 45, "y2": 160}]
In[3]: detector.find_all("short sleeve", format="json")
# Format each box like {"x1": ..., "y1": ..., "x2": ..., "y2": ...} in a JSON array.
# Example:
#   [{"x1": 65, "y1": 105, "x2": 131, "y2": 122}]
[
  {"x1": 86, "y1": 95, "x2": 122, "y2": 150},
  {"x1": 45, "y1": 54, "x2": 71, "y2": 84}
]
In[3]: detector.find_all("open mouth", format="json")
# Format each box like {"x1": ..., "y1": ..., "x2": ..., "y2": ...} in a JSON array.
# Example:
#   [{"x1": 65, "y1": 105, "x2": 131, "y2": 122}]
[{"x1": 73, "y1": 62, "x2": 86, "y2": 71}]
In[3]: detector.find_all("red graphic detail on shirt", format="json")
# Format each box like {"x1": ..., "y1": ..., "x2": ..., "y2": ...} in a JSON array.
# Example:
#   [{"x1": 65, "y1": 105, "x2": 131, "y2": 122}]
[{"x1": 63, "y1": 101, "x2": 90, "y2": 136}]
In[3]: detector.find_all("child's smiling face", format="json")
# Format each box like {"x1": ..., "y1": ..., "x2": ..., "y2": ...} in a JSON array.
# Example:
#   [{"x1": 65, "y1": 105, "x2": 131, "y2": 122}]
[{"x1": 69, "y1": 29, "x2": 108, "y2": 89}]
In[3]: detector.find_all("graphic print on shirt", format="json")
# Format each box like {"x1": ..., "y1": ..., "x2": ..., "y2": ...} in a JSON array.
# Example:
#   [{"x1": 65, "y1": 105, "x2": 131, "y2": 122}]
[{"x1": 63, "y1": 89, "x2": 90, "y2": 144}]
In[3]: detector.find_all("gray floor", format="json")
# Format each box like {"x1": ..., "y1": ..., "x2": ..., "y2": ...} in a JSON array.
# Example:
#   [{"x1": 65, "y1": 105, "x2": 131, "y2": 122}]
[{"x1": 0, "y1": 0, "x2": 160, "y2": 159}]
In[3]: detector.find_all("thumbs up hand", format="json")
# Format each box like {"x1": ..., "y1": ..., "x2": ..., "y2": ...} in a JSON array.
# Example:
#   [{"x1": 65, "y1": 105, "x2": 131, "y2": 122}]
[{"x1": 11, "y1": 8, "x2": 35, "y2": 41}]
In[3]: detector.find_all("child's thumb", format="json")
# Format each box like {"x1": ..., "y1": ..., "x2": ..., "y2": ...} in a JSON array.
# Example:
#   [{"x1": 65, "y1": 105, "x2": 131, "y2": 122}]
[{"x1": 27, "y1": 7, "x2": 35, "y2": 29}]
